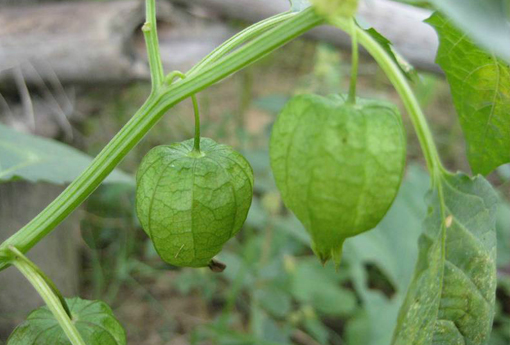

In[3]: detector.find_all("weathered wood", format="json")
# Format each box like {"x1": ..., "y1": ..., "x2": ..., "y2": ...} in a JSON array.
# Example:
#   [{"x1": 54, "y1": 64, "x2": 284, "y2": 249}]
[
  {"x1": 0, "y1": 0, "x2": 233, "y2": 85},
  {"x1": 0, "y1": 182, "x2": 80, "y2": 341},
  {"x1": 173, "y1": 0, "x2": 439, "y2": 72},
  {"x1": 0, "y1": 0, "x2": 439, "y2": 86},
  {"x1": 0, "y1": 1, "x2": 148, "y2": 84}
]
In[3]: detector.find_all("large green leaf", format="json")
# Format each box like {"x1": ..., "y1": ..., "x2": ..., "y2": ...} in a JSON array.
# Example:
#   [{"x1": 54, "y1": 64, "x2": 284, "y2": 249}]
[
  {"x1": 344, "y1": 165, "x2": 430, "y2": 345},
  {"x1": 7, "y1": 297, "x2": 126, "y2": 345},
  {"x1": 428, "y1": 13, "x2": 510, "y2": 176},
  {"x1": 392, "y1": 172, "x2": 498, "y2": 345},
  {"x1": 0, "y1": 123, "x2": 133, "y2": 185},
  {"x1": 496, "y1": 199, "x2": 510, "y2": 268},
  {"x1": 429, "y1": 0, "x2": 510, "y2": 62}
]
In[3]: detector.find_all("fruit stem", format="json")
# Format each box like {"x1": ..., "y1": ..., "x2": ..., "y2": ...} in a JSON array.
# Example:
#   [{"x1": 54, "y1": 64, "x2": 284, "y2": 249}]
[
  {"x1": 166, "y1": 71, "x2": 201, "y2": 152},
  {"x1": 192, "y1": 93, "x2": 201, "y2": 152},
  {"x1": 347, "y1": 17, "x2": 359, "y2": 104}
]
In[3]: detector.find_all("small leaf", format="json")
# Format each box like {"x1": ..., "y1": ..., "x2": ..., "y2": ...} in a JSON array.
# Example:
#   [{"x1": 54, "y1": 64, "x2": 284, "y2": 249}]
[
  {"x1": 364, "y1": 27, "x2": 417, "y2": 82},
  {"x1": 392, "y1": 172, "x2": 498, "y2": 345},
  {"x1": 427, "y1": 13, "x2": 510, "y2": 175},
  {"x1": 291, "y1": 258, "x2": 357, "y2": 316},
  {"x1": 0, "y1": 123, "x2": 133, "y2": 185},
  {"x1": 428, "y1": 0, "x2": 510, "y2": 62},
  {"x1": 303, "y1": 317, "x2": 330, "y2": 344},
  {"x1": 7, "y1": 297, "x2": 126, "y2": 345},
  {"x1": 254, "y1": 286, "x2": 292, "y2": 318}
]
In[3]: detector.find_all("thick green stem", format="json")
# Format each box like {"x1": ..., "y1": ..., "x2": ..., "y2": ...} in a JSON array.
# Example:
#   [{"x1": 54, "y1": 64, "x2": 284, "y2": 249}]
[
  {"x1": 331, "y1": 17, "x2": 443, "y2": 183},
  {"x1": 0, "y1": 8, "x2": 323, "y2": 271},
  {"x1": 8, "y1": 246, "x2": 86, "y2": 345},
  {"x1": 187, "y1": 11, "x2": 296, "y2": 76},
  {"x1": 347, "y1": 18, "x2": 358, "y2": 104},
  {"x1": 142, "y1": 0, "x2": 165, "y2": 90}
]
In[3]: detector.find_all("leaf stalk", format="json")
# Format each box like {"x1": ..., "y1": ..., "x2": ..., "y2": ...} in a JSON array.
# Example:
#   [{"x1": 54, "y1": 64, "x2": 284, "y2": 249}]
[{"x1": 7, "y1": 246, "x2": 86, "y2": 345}]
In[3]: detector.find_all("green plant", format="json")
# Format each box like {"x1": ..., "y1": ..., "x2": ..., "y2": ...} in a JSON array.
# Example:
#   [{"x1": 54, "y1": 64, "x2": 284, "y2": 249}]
[{"x1": 1, "y1": 0, "x2": 509, "y2": 344}]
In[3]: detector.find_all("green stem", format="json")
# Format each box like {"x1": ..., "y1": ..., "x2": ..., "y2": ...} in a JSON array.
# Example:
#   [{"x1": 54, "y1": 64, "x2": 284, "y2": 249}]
[
  {"x1": 0, "y1": 8, "x2": 323, "y2": 271},
  {"x1": 166, "y1": 71, "x2": 201, "y2": 152},
  {"x1": 7, "y1": 246, "x2": 86, "y2": 345},
  {"x1": 347, "y1": 18, "x2": 358, "y2": 104},
  {"x1": 331, "y1": 17, "x2": 443, "y2": 183},
  {"x1": 192, "y1": 94, "x2": 201, "y2": 152},
  {"x1": 142, "y1": 0, "x2": 165, "y2": 90},
  {"x1": 187, "y1": 11, "x2": 296, "y2": 75}
]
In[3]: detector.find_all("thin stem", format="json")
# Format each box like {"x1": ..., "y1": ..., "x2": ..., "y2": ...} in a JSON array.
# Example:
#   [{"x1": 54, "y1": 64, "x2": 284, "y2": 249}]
[
  {"x1": 8, "y1": 246, "x2": 86, "y2": 345},
  {"x1": 347, "y1": 18, "x2": 358, "y2": 104},
  {"x1": 0, "y1": 8, "x2": 323, "y2": 270},
  {"x1": 331, "y1": 17, "x2": 443, "y2": 183},
  {"x1": 142, "y1": 0, "x2": 165, "y2": 90},
  {"x1": 187, "y1": 11, "x2": 296, "y2": 76},
  {"x1": 12, "y1": 248, "x2": 73, "y2": 318},
  {"x1": 192, "y1": 94, "x2": 201, "y2": 152},
  {"x1": 166, "y1": 71, "x2": 201, "y2": 152}
]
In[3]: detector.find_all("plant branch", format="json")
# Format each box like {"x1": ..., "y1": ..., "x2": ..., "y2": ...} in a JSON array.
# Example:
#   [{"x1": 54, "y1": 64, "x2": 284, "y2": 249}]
[
  {"x1": 187, "y1": 11, "x2": 296, "y2": 76},
  {"x1": 142, "y1": 0, "x2": 165, "y2": 90},
  {"x1": 7, "y1": 246, "x2": 86, "y2": 345},
  {"x1": 0, "y1": 8, "x2": 323, "y2": 271}
]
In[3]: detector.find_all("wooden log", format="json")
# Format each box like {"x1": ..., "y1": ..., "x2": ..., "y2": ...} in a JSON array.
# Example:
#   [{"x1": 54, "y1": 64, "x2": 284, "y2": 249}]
[
  {"x1": 181, "y1": 0, "x2": 440, "y2": 72},
  {"x1": 0, "y1": 0, "x2": 439, "y2": 87},
  {"x1": 0, "y1": 1, "x2": 149, "y2": 84},
  {"x1": 0, "y1": 182, "x2": 80, "y2": 341},
  {"x1": 0, "y1": 0, "x2": 233, "y2": 86},
  {"x1": 173, "y1": 0, "x2": 439, "y2": 72}
]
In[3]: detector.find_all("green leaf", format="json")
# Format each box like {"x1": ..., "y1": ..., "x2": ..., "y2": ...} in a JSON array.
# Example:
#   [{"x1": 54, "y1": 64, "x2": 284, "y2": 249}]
[
  {"x1": 7, "y1": 297, "x2": 126, "y2": 345},
  {"x1": 255, "y1": 285, "x2": 292, "y2": 318},
  {"x1": 303, "y1": 317, "x2": 330, "y2": 344},
  {"x1": 392, "y1": 172, "x2": 498, "y2": 345},
  {"x1": 0, "y1": 123, "x2": 133, "y2": 185},
  {"x1": 347, "y1": 165, "x2": 429, "y2": 292},
  {"x1": 428, "y1": 13, "x2": 510, "y2": 175},
  {"x1": 363, "y1": 27, "x2": 417, "y2": 82},
  {"x1": 291, "y1": 258, "x2": 357, "y2": 316},
  {"x1": 344, "y1": 165, "x2": 430, "y2": 345},
  {"x1": 428, "y1": 0, "x2": 510, "y2": 62},
  {"x1": 496, "y1": 198, "x2": 510, "y2": 268}
]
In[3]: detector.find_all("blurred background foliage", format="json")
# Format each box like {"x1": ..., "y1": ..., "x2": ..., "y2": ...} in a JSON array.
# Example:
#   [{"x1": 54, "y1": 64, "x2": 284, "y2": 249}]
[{"x1": 70, "y1": 39, "x2": 510, "y2": 345}]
